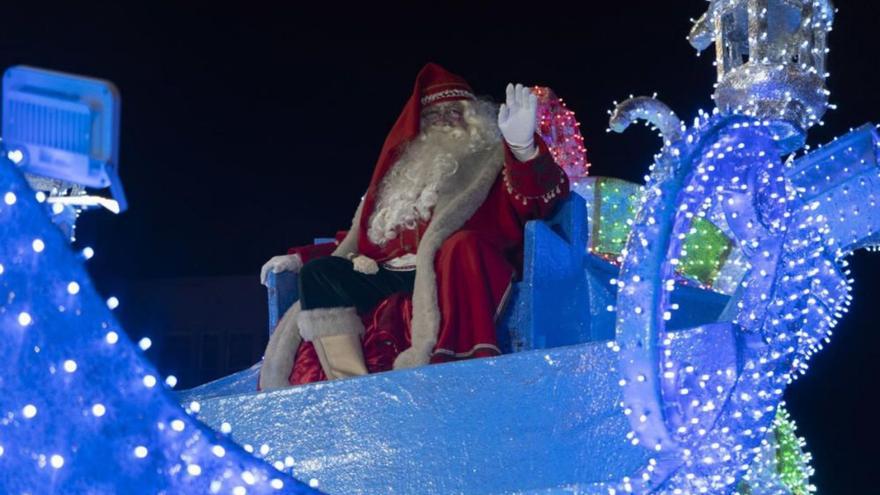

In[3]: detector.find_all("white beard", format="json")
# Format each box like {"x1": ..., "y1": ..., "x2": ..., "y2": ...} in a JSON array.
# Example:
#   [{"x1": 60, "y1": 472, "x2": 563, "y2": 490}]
[
  {"x1": 367, "y1": 100, "x2": 501, "y2": 248},
  {"x1": 367, "y1": 128, "x2": 468, "y2": 247}
]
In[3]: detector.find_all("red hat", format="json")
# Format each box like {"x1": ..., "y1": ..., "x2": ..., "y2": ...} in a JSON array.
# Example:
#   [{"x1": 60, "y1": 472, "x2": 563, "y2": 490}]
[
  {"x1": 418, "y1": 64, "x2": 475, "y2": 108},
  {"x1": 356, "y1": 63, "x2": 475, "y2": 256}
]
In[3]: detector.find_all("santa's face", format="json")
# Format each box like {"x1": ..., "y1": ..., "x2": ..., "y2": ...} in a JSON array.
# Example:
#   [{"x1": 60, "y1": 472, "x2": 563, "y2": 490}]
[{"x1": 420, "y1": 101, "x2": 466, "y2": 132}]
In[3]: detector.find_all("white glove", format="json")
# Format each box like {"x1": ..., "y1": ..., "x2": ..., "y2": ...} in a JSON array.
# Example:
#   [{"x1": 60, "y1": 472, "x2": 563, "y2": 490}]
[
  {"x1": 260, "y1": 253, "x2": 303, "y2": 286},
  {"x1": 498, "y1": 83, "x2": 538, "y2": 161}
]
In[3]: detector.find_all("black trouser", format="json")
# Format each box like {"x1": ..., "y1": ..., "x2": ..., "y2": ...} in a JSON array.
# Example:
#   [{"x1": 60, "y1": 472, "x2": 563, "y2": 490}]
[{"x1": 298, "y1": 256, "x2": 416, "y2": 313}]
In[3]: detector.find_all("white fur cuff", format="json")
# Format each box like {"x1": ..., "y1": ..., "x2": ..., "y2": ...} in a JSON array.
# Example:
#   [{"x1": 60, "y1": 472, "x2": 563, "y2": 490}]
[
  {"x1": 298, "y1": 307, "x2": 364, "y2": 341},
  {"x1": 393, "y1": 345, "x2": 432, "y2": 369}
]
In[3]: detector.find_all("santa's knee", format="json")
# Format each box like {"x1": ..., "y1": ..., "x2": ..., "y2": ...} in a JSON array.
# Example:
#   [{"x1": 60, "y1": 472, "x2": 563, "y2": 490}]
[
  {"x1": 299, "y1": 256, "x2": 351, "y2": 283},
  {"x1": 298, "y1": 256, "x2": 355, "y2": 302}
]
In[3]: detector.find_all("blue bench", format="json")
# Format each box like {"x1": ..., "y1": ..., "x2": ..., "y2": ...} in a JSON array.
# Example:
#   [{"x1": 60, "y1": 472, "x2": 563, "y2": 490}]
[
  {"x1": 266, "y1": 194, "x2": 595, "y2": 352},
  {"x1": 266, "y1": 191, "x2": 729, "y2": 354}
]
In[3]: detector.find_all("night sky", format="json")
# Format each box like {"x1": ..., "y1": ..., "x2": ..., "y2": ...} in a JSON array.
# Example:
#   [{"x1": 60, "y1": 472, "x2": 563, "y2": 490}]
[{"x1": 4, "y1": 1, "x2": 879, "y2": 492}]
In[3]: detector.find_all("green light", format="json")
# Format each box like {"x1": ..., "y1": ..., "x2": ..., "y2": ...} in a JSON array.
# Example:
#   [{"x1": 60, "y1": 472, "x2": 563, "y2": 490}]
[
  {"x1": 678, "y1": 217, "x2": 732, "y2": 285},
  {"x1": 589, "y1": 178, "x2": 732, "y2": 288},
  {"x1": 774, "y1": 406, "x2": 816, "y2": 495},
  {"x1": 591, "y1": 178, "x2": 640, "y2": 257}
]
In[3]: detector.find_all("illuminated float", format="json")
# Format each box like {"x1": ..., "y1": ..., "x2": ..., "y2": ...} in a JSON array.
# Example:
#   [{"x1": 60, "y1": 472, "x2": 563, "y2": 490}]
[{"x1": 1, "y1": 1, "x2": 874, "y2": 493}]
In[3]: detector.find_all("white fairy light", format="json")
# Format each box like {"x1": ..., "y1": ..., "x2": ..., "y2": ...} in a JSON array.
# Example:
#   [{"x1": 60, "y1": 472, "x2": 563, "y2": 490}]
[
  {"x1": 22, "y1": 404, "x2": 37, "y2": 419},
  {"x1": 67, "y1": 281, "x2": 80, "y2": 294},
  {"x1": 18, "y1": 312, "x2": 32, "y2": 326}
]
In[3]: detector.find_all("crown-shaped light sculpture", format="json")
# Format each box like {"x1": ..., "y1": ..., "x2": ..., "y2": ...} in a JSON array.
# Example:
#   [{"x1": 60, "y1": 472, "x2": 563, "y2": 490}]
[{"x1": 689, "y1": 0, "x2": 835, "y2": 132}]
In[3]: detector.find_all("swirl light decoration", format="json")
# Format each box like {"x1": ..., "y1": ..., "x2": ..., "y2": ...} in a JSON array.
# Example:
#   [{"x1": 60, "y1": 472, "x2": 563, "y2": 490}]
[
  {"x1": 600, "y1": 1, "x2": 880, "y2": 492},
  {"x1": 609, "y1": 110, "x2": 841, "y2": 492}
]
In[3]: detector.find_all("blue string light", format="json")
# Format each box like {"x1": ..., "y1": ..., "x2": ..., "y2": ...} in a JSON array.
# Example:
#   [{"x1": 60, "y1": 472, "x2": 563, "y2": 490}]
[{"x1": 0, "y1": 158, "x2": 318, "y2": 494}]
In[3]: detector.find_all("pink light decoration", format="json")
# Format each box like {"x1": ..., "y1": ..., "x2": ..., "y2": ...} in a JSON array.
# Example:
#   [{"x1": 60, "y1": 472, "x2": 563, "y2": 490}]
[{"x1": 533, "y1": 86, "x2": 590, "y2": 179}]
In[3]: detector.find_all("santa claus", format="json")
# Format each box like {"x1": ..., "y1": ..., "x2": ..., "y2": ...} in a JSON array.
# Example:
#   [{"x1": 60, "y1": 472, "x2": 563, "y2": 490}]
[{"x1": 258, "y1": 63, "x2": 568, "y2": 389}]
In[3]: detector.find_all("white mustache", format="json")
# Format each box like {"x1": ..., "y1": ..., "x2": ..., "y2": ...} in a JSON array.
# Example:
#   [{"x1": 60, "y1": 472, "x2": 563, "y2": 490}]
[{"x1": 421, "y1": 125, "x2": 466, "y2": 141}]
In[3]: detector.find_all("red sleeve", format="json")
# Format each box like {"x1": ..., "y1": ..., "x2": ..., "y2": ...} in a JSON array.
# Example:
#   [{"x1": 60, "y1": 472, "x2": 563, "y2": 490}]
[
  {"x1": 286, "y1": 230, "x2": 349, "y2": 263},
  {"x1": 501, "y1": 136, "x2": 570, "y2": 220}
]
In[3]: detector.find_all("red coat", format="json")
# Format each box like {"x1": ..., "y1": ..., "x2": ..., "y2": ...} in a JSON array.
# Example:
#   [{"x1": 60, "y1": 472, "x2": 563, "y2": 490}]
[{"x1": 287, "y1": 141, "x2": 568, "y2": 384}]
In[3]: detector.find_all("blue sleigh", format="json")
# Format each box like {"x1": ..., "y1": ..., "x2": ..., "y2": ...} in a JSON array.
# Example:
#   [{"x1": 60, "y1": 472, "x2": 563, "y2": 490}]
[
  {"x1": 178, "y1": 119, "x2": 880, "y2": 493},
  {"x1": 3, "y1": 76, "x2": 875, "y2": 491},
  {"x1": 179, "y1": 191, "x2": 724, "y2": 493},
  {"x1": 179, "y1": 2, "x2": 880, "y2": 485}
]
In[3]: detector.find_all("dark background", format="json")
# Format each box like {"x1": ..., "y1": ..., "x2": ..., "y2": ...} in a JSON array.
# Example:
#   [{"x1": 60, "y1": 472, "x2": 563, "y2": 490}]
[{"x1": 3, "y1": 1, "x2": 878, "y2": 492}]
